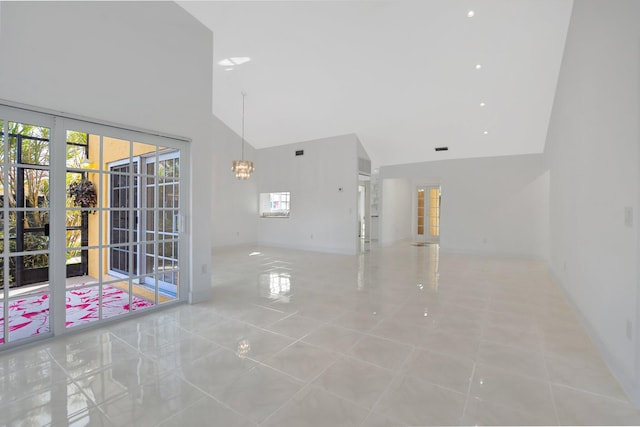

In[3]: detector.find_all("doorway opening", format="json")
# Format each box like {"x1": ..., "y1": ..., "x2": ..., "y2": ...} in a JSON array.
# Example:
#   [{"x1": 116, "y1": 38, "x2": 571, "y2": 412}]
[
  {"x1": 416, "y1": 185, "x2": 441, "y2": 243},
  {"x1": 1, "y1": 104, "x2": 188, "y2": 348},
  {"x1": 358, "y1": 174, "x2": 371, "y2": 253}
]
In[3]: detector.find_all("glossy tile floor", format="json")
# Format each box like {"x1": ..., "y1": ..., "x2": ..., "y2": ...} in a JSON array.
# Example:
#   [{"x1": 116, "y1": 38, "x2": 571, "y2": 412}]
[{"x1": 2, "y1": 243, "x2": 640, "y2": 426}]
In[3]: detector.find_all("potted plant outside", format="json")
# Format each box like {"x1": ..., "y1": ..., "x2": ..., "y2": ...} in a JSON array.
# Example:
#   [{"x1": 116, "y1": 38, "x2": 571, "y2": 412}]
[{"x1": 68, "y1": 179, "x2": 98, "y2": 213}]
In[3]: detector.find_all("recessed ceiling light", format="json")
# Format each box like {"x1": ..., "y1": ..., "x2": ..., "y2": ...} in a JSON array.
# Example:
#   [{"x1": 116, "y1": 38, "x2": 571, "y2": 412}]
[
  {"x1": 475, "y1": 64, "x2": 482, "y2": 70},
  {"x1": 480, "y1": 102, "x2": 486, "y2": 107},
  {"x1": 483, "y1": 131, "x2": 489, "y2": 135},
  {"x1": 467, "y1": 10, "x2": 475, "y2": 18},
  {"x1": 230, "y1": 57, "x2": 251, "y2": 65}
]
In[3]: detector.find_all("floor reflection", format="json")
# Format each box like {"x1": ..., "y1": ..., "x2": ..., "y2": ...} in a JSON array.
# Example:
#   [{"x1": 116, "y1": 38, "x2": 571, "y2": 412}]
[
  {"x1": 2, "y1": 242, "x2": 638, "y2": 426},
  {"x1": 259, "y1": 271, "x2": 292, "y2": 303}
]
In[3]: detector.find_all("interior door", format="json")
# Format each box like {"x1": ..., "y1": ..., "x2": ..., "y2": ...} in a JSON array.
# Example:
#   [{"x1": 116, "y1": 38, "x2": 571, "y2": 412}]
[{"x1": 415, "y1": 185, "x2": 441, "y2": 242}]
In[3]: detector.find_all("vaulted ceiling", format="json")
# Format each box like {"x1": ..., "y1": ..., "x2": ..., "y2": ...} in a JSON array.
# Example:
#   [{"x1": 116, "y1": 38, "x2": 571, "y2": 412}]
[{"x1": 178, "y1": 0, "x2": 573, "y2": 167}]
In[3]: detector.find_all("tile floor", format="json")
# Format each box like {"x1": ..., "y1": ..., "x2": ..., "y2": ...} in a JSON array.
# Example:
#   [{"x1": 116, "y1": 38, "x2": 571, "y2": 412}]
[{"x1": 1, "y1": 243, "x2": 640, "y2": 426}]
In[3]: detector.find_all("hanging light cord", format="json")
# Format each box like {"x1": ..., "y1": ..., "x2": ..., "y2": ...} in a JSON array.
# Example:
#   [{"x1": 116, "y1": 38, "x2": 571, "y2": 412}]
[{"x1": 241, "y1": 91, "x2": 246, "y2": 161}]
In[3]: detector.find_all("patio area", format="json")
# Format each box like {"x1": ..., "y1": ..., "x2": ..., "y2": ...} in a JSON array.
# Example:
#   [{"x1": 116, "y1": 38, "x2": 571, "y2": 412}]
[{"x1": 0, "y1": 276, "x2": 175, "y2": 344}]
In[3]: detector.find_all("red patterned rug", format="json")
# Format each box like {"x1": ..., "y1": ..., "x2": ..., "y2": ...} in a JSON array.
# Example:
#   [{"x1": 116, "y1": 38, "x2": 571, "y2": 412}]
[{"x1": 0, "y1": 285, "x2": 154, "y2": 344}]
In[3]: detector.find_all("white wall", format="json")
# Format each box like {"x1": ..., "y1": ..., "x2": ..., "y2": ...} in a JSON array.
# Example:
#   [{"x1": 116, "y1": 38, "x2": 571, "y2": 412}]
[
  {"x1": 379, "y1": 178, "x2": 412, "y2": 245},
  {"x1": 381, "y1": 154, "x2": 550, "y2": 258},
  {"x1": 256, "y1": 134, "x2": 359, "y2": 254},
  {"x1": 211, "y1": 115, "x2": 258, "y2": 247},
  {"x1": 545, "y1": 0, "x2": 640, "y2": 405},
  {"x1": 357, "y1": 138, "x2": 371, "y2": 175},
  {"x1": 0, "y1": 1, "x2": 214, "y2": 302}
]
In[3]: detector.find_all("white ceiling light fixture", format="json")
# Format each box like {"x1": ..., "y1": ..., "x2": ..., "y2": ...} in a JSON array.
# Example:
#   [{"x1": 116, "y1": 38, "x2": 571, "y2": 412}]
[
  {"x1": 232, "y1": 92, "x2": 255, "y2": 180},
  {"x1": 475, "y1": 64, "x2": 482, "y2": 70},
  {"x1": 467, "y1": 10, "x2": 475, "y2": 18},
  {"x1": 483, "y1": 130, "x2": 489, "y2": 135},
  {"x1": 218, "y1": 57, "x2": 251, "y2": 67},
  {"x1": 480, "y1": 102, "x2": 486, "y2": 107}
]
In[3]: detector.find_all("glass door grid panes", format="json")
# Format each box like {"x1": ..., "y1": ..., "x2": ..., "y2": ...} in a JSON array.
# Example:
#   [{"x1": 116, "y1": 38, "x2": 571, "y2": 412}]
[
  {"x1": 64, "y1": 133, "x2": 183, "y2": 330},
  {"x1": 0, "y1": 105, "x2": 187, "y2": 348},
  {"x1": 143, "y1": 152, "x2": 180, "y2": 296},
  {"x1": 1, "y1": 113, "x2": 53, "y2": 345},
  {"x1": 108, "y1": 160, "x2": 139, "y2": 277}
]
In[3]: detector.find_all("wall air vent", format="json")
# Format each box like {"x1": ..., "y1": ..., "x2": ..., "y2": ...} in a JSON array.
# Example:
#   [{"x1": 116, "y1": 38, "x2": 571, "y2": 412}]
[
  {"x1": 434, "y1": 147, "x2": 449, "y2": 152},
  {"x1": 295, "y1": 150, "x2": 304, "y2": 156}
]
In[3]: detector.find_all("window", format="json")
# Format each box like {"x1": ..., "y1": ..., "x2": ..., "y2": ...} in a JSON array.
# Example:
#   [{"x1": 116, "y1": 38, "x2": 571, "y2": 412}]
[{"x1": 260, "y1": 192, "x2": 290, "y2": 217}]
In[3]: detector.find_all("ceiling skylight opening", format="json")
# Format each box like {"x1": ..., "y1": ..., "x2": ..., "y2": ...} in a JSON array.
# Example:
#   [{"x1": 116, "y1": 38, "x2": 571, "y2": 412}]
[
  {"x1": 467, "y1": 10, "x2": 475, "y2": 18},
  {"x1": 218, "y1": 57, "x2": 252, "y2": 67},
  {"x1": 218, "y1": 59, "x2": 234, "y2": 67},
  {"x1": 230, "y1": 57, "x2": 251, "y2": 65}
]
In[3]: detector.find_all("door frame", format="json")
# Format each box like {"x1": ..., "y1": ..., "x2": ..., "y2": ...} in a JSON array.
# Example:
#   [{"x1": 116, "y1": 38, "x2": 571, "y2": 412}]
[
  {"x1": 107, "y1": 157, "x2": 141, "y2": 279},
  {"x1": 0, "y1": 100, "x2": 191, "y2": 349},
  {"x1": 414, "y1": 184, "x2": 441, "y2": 243},
  {"x1": 0, "y1": 106, "x2": 55, "y2": 346},
  {"x1": 357, "y1": 174, "x2": 371, "y2": 253},
  {"x1": 140, "y1": 150, "x2": 181, "y2": 296}
]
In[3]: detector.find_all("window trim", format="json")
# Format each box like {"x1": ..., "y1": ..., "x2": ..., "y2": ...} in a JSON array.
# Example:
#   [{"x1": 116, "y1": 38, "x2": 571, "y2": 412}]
[{"x1": 259, "y1": 191, "x2": 291, "y2": 218}]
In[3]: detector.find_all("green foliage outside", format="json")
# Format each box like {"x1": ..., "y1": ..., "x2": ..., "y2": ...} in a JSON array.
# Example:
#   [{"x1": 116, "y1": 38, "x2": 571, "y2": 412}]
[{"x1": 0, "y1": 122, "x2": 88, "y2": 286}]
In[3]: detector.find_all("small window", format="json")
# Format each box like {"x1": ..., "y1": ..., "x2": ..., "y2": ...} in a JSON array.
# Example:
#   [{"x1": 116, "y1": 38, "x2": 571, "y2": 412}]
[{"x1": 260, "y1": 192, "x2": 290, "y2": 218}]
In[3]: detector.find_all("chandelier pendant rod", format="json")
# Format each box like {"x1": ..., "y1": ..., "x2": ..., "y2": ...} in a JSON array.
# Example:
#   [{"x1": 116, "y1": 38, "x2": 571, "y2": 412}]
[{"x1": 241, "y1": 91, "x2": 246, "y2": 161}]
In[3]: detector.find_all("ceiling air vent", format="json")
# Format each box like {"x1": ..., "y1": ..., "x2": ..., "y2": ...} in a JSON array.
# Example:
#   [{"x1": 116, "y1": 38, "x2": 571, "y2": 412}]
[
  {"x1": 295, "y1": 150, "x2": 304, "y2": 156},
  {"x1": 435, "y1": 147, "x2": 449, "y2": 152}
]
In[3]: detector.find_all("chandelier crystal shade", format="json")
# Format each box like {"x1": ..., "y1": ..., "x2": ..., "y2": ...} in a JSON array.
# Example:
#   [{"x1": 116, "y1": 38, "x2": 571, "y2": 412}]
[
  {"x1": 232, "y1": 159, "x2": 254, "y2": 180},
  {"x1": 232, "y1": 92, "x2": 254, "y2": 180}
]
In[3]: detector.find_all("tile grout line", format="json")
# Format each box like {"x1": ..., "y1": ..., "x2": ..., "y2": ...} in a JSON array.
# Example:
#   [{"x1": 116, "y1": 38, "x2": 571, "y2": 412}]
[
  {"x1": 541, "y1": 342, "x2": 562, "y2": 426},
  {"x1": 256, "y1": 355, "x2": 341, "y2": 427},
  {"x1": 362, "y1": 344, "x2": 418, "y2": 426},
  {"x1": 45, "y1": 344, "x2": 118, "y2": 425},
  {"x1": 178, "y1": 373, "x2": 260, "y2": 426},
  {"x1": 460, "y1": 362, "x2": 477, "y2": 423}
]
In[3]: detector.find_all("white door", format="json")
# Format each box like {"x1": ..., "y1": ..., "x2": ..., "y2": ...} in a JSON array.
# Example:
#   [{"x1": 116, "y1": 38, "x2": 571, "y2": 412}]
[{"x1": 140, "y1": 151, "x2": 180, "y2": 296}]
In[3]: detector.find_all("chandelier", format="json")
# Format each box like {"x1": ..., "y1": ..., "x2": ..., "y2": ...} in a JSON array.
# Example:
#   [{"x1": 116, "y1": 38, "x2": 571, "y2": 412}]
[{"x1": 232, "y1": 91, "x2": 254, "y2": 180}]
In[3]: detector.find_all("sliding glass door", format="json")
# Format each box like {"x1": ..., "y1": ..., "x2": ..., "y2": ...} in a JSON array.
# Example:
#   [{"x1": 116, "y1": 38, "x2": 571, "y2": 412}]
[
  {"x1": 63, "y1": 129, "x2": 184, "y2": 330},
  {"x1": 0, "y1": 109, "x2": 54, "y2": 344},
  {"x1": 0, "y1": 105, "x2": 188, "y2": 348}
]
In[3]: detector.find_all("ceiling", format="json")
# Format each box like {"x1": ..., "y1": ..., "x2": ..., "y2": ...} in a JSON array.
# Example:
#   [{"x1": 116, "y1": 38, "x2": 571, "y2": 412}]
[{"x1": 178, "y1": 0, "x2": 573, "y2": 168}]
